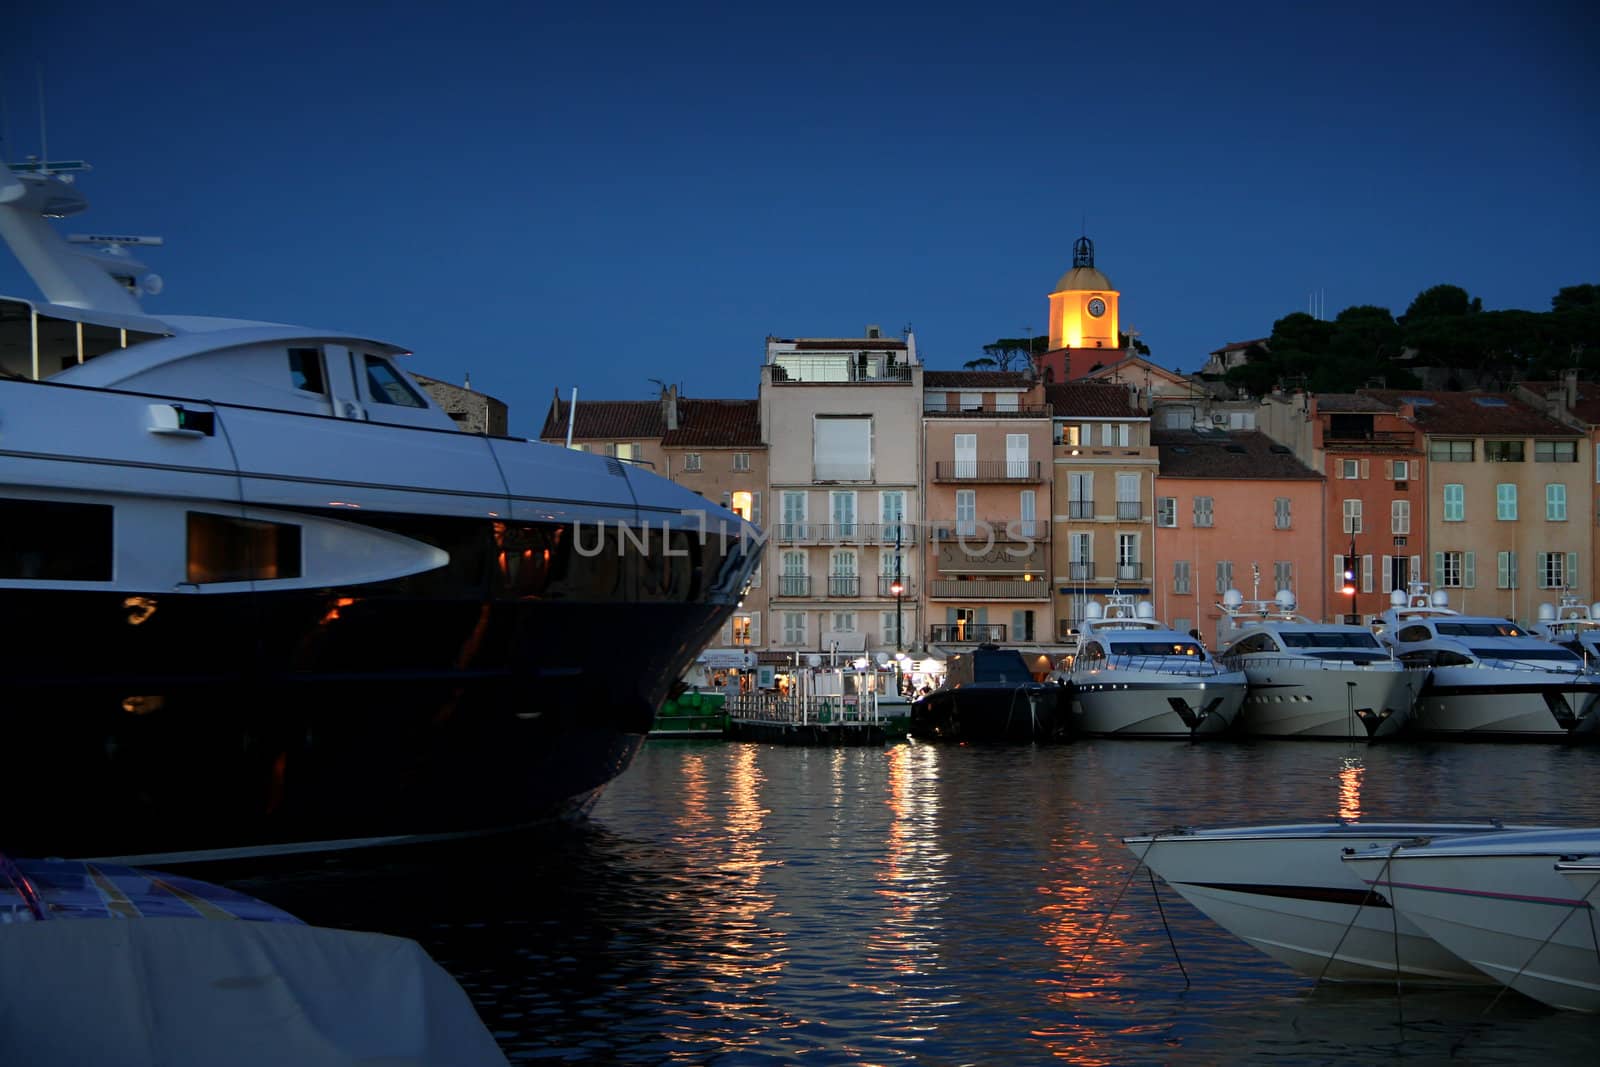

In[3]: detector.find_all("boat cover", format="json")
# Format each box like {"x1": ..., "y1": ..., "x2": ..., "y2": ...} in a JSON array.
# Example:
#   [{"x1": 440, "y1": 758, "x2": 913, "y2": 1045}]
[{"x1": 0, "y1": 918, "x2": 508, "y2": 1066}]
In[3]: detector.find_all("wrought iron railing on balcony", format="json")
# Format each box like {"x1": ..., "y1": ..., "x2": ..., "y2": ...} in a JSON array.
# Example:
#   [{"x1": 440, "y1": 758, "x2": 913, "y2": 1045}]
[
  {"x1": 930, "y1": 580, "x2": 1051, "y2": 600},
  {"x1": 878, "y1": 576, "x2": 913, "y2": 597},
  {"x1": 929, "y1": 623, "x2": 1007, "y2": 643},
  {"x1": 933, "y1": 460, "x2": 1044, "y2": 483},
  {"x1": 827, "y1": 576, "x2": 860, "y2": 597},
  {"x1": 928, "y1": 520, "x2": 1049, "y2": 541},
  {"x1": 1116, "y1": 562, "x2": 1144, "y2": 580},
  {"x1": 922, "y1": 404, "x2": 1054, "y2": 418},
  {"x1": 777, "y1": 576, "x2": 811, "y2": 597},
  {"x1": 1116, "y1": 501, "x2": 1142, "y2": 520},
  {"x1": 1068, "y1": 561, "x2": 1094, "y2": 581},
  {"x1": 775, "y1": 522, "x2": 919, "y2": 544},
  {"x1": 1068, "y1": 500, "x2": 1094, "y2": 519}
]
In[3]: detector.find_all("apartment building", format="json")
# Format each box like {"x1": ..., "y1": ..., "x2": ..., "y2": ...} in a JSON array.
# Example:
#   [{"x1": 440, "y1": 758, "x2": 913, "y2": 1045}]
[
  {"x1": 1517, "y1": 375, "x2": 1600, "y2": 601},
  {"x1": 921, "y1": 371, "x2": 1055, "y2": 657},
  {"x1": 1048, "y1": 381, "x2": 1158, "y2": 639},
  {"x1": 761, "y1": 328, "x2": 923, "y2": 661}
]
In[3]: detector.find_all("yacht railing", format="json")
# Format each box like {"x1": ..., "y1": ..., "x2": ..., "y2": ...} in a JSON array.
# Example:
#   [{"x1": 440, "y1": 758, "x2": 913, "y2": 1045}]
[
  {"x1": 1086, "y1": 655, "x2": 1226, "y2": 678},
  {"x1": 1220, "y1": 654, "x2": 1418, "y2": 671},
  {"x1": 1469, "y1": 656, "x2": 1594, "y2": 676}
]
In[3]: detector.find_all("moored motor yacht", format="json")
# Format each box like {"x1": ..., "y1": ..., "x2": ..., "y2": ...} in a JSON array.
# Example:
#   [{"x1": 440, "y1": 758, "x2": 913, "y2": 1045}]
[
  {"x1": 1216, "y1": 587, "x2": 1421, "y2": 739},
  {"x1": 1342, "y1": 826, "x2": 1600, "y2": 1011},
  {"x1": 1068, "y1": 594, "x2": 1245, "y2": 738},
  {"x1": 0, "y1": 155, "x2": 760, "y2": 863},
  {"x1": 1374, "y1": 583, "x2": 1600, "y2": 740},
  {"x1": 909, "y1": 643, "x2": 1068, "y2": 742},
  {"x1": 1527, "y1": 592, "x2": 1600, "y2": 665},
  {"x1": 1125, "y1": 821, "x2": 1538, "y2": 984}
]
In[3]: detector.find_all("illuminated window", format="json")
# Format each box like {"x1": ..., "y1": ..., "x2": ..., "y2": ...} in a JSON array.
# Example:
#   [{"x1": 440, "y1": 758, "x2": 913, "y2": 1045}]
[
  {"x1": 731, "y1": 491, "x2": 754, "y2": 521},
  {"x1": 187, "y1": 512, "x2": 302, "y2": 583}
]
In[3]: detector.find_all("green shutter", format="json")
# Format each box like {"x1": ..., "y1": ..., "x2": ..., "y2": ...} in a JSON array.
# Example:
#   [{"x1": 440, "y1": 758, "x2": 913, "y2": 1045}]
[
  {"x1": 1432, "y1": 551, "x2": 1444, "y2": 586},
  {"x1": 1569, "y1": 552, "x2": 1580, "y2": 590},
  {"x1": 1464, "y1": 551, "x2": 1476, "y2": 589}
]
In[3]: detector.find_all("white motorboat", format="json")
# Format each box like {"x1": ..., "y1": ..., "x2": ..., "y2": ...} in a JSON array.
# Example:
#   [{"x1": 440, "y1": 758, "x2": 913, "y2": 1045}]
[
  {"x1": 0, "y1": 154, "x2": 759, "y2": 862},
  {"x1": 1068, "y1": 594, "x2": 1245, "y2": 738},
  {"x1": 1528, "y1": 592, "x2": 1600, "y2": 665},
  {"x1": 1125, "y1": 821, "x2": 1536, "y2": 984},
  {"x1": 1342, "y1": 826, "x2": 1600, "y2": 1011},
  {"x1": 1374, "y1": 584, "x2": 1600, "y2": 740},
  {"x1": 1216, "y1": 587, "x2": 1421, "y2": 739}
]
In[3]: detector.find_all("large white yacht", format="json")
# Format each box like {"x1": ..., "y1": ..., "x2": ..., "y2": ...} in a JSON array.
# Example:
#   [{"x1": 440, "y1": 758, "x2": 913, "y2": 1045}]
[
  {"x1": 1374, "y1": 583, "x2": 1600, "y2": 740},
  {"x1": 1216, "y1": 587, "x2": 1421, "y2": 739},
  {"x1": 1067, "y1": 593, "x2": 1246, "y2": 738},
  {"x1": 0, "y1": 155, "x2": 760, "y2": 863},
  {"x1": 1527, "y1": 592, "x2": 1600, "y2": 664}
]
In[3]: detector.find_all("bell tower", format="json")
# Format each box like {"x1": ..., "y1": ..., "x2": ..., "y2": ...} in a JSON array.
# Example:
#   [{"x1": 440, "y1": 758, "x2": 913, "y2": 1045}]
[{"x1": 1047, "y1": 235, "x2": 1120, "y2": 353}]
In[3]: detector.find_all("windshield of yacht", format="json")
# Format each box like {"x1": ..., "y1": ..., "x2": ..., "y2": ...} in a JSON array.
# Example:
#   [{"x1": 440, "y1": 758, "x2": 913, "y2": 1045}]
[
  {"x1": 1109, "y1": 641, "x2": 1205, "y2": 658},
  {"x1": 972, "y1": 655, "x2": 1033, "y2": 684},
  {"x1": 1435, "y1": 622, "x2": 1527, "y2": 637},
  {"x1": 1468, "y1": 646, "x2": 1581, "y2": 663},
  {"x1": 1279, "y1": 632, "x2": 1381, "y2": 649}
]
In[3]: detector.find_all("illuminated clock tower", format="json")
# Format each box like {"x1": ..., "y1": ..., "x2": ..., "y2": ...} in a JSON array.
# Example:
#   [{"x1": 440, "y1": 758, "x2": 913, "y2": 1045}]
[{"x1": 1038, "y1": 236, "x2": 1123, "y2": 381}]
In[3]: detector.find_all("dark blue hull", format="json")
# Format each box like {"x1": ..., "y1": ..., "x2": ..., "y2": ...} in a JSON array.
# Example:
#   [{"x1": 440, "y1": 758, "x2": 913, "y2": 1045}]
[
  {"x1": 2, "y1": 591, "x2": 726, "y2": 860},
  {"x1": 909, "y1": 684, "x2": 1072, "y2": 743}
]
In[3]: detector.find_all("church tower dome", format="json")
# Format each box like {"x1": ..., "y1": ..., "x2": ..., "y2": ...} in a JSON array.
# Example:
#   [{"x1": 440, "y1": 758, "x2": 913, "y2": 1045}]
[{"x1": 1048, "y1": 235, "x2": 1120, "y2": 353}]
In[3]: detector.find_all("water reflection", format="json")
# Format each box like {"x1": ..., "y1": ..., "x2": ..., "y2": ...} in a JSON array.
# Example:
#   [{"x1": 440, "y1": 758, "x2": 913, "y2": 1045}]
[{"x1": 233, "y1": 741, "x2": 1600, "y2": 1065}]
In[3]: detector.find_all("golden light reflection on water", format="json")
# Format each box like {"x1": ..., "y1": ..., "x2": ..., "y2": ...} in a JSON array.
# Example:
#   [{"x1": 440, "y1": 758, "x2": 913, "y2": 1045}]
[
  {"x1": 1337, "y1": 756, "x2": 1364, "y2": 821},
  {"x1": 1033, "y1": 827, "x2": 1167, "y2": 1065},
  {"x1": 667, "y1": 745, "x2": 785, "y2": 1026}
]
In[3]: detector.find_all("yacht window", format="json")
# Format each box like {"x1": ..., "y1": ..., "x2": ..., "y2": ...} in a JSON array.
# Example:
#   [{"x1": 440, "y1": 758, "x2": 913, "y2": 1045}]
[
  {"x1": 1226, "y1": 633, "x2": 1278, "y2": 654},
  {"x1": 1110, "y1": 641, "x2": 1204, "y2": 657},
  {"x1": 1435, "y1": 621, "x2": 1526, "y2": 638},
  {"x1": 187, "y1": 513, "x2": 303, "y2": 583},
  {"x1": 289, "y1": 347, "x2": 327, "y2": 394},
  {"x1": 1395, "y1": 625, "x2": 1434, "y2": 642},
  {"x1": 973, "y1": 652, "x2": 1032, "y2": 684},
  {"x1": 1280, "y1": 632, "x2": 1381, "y2": 649},
  {"x1": 1406, "y1": 649, "x2": 1474, "y2": 667},
  {"x1": 1468, "y1": 646, "x2": 1579, "y2": 663},
  {"x1": 0, "y1": 498, "x2": 113, "y2": 580},
  {"x1": 362, "y1": 355, "x2": 427, "y2": 407}
]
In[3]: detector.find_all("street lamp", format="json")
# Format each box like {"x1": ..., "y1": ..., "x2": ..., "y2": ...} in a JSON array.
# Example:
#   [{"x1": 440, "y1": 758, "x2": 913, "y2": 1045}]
[
  {"x1": 890, "y1": 525, "x2": 905, "y2": 652},
  {"x1": 1341, "y1": 537, "x2": 1358, "y2": 624}
]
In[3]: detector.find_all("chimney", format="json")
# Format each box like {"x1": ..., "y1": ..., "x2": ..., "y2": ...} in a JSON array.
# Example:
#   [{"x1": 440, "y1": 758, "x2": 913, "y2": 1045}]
[
  {"x1": 662, "y1": 383, "x2": 679, "y2": 431},
  {"x1": 866, "y1": 324, "x2": 882, "y2": 339},
  {"x1": 1564, "y1": 369, "x2": 1578, "y2": 411}
]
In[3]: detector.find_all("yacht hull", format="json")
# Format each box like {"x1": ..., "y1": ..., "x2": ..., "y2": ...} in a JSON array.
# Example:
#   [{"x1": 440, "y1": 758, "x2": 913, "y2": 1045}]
[
  {"x1": 1412, "y1": 668, "x2": 1600, "y2": 739},
  {"x1": 1344, "y1": 830, "x2": 1600, "y2": 1010},
  {"x1": 909, "y1": 684, "x2": 1069, "y2": 743},
  {"x1": 1, "y1": 588, "x2": 726, "y2": 862},
  {"x1": 1127, "y1": 822, "x2": 1522, "y2": 984},
  {"x1": 1071, "y1": 676, "x2": 1245, "y2": 738},
  {"x1": 1236, "y1": 666, "x2": 1421, "y2": 739}
]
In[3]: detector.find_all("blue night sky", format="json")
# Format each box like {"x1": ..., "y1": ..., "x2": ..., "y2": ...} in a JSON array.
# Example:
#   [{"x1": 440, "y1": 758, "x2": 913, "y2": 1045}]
[{"x1": 2, "y1": 2, "x2": 1595, "y2": 432}]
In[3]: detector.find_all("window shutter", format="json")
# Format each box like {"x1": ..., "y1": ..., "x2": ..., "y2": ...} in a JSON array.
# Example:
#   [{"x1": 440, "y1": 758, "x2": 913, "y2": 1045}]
[
  {"x1": 1384, "y1": 460, "x2": 1394, "y2": 480},
  {"x1": 1012, "y1": 610, "x2": 1026, "y2": 637},
  {"x1": 752, "y1": 491, "x2": 762, "y2": 527},
  {"x1": 1333, "y1": 555, "x2": 1344, "y2": 591},
  {"x1": 1432, "y1": 552, "x2": 1444, "y2": 586},
  {"x1": 1382, "y1": 555, "x2": 1393, "y2": 594},
  {"x1": 1360, "y1": 458, "x2": 1370, "y2": 479},
  {"x1": 1510, "y1": 551, "x2": 1518, "y2": 589},
  {"x1": 749, "y1": 614, "x2": 760, "y2": 645},
  {"x1": 1497, "y1": 551, "x2": 1510, "y2": 590},
  {"x1": 1334, "y1": 463, "x2": 1344, "y2": 479},
  {"x1": 1410, "y1": 555, "x2": 1422, "y2": 585},
  {"x1": 1569, "y1": 552, "x2": 1580, "y2": 590},
  {"x1": 1362, "y1": 555, "x2": 1373, "y2": 593},
  {"x1": 752, "y1": 563, "x2": 761, "y2": 588},
  {"x1": 1464, "y1": 551, "x2": 1476, "y2": 589},
  {"x1": 721, "y1": 621, "x2": 733, "y2": 644}
]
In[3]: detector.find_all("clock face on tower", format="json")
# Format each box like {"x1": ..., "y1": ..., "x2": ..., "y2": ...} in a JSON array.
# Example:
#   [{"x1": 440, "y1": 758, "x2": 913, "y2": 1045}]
[{"x1": 1087, "y1": 297, "x2": 1107, "y2": 319}]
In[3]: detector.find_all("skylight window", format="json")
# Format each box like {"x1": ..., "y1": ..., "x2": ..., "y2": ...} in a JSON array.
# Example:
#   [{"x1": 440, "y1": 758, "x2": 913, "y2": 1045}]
[{"x1": 1473, "y1": 397, "x2": 1509, "y2": 407}]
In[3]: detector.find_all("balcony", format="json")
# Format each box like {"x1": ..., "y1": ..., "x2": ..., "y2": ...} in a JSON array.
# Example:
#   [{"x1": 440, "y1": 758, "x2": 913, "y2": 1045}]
[
  {"x1": 827, "y1": 576, "x2": 860, "y2": 597},
  {"x1": 930, "y1": 579, "x2": 1051, "y2": 600},
  {"x1": 929, "y1": 623, "x2": 1007, "y2": 643},
  {"x1": 1115, "y1": 562, "x2": 1143, "y2": 581},
  {"x1": 1068, "y1": 561, "x2": 1094, "y2": 581},
  {"x1": 1068, "y1": 500, "x2": 1094, "y2": 519},
  {"x1": 933, "y1": 460, "x2": 1044, "y2": 483},
  {"x1": 877, "y1": 576, "x2": 913, "y2": 597},
  {"x1": 769, "y1": 359, "x2": 912, "y2": 385},
  {"x1": 1116, "y1": 501, "x2": 1142, "y2": 521},
  {"x1": 1323, "y1": 429, "x2": 1416, "y2": 449},
  {"x1": 928, "y1": 519, "x2": 1049, "y2": 542},
  {"x1": 777, "y1": 575, "x2": 811, "y2": 597},
  {"x1": 775, "y1": 522, "x2": 919, "y2": 545},
  {"x1": 923, "y1": 404, "x2": 1054, "y2": 418}
]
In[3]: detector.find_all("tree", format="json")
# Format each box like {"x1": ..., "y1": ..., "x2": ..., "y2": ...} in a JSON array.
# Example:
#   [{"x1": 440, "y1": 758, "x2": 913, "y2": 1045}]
[
  {"x1": 1401, "y1": 284, "x2": 1481, "y2": 323},
  {"x1": 962, "y1": 356, "x2": 998, "y2": 371}
]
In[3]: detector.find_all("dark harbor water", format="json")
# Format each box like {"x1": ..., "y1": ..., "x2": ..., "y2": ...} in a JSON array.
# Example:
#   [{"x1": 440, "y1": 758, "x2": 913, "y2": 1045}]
[{"x1": 236, "y1": 740, "x2": 1600, "y2": 1065}]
